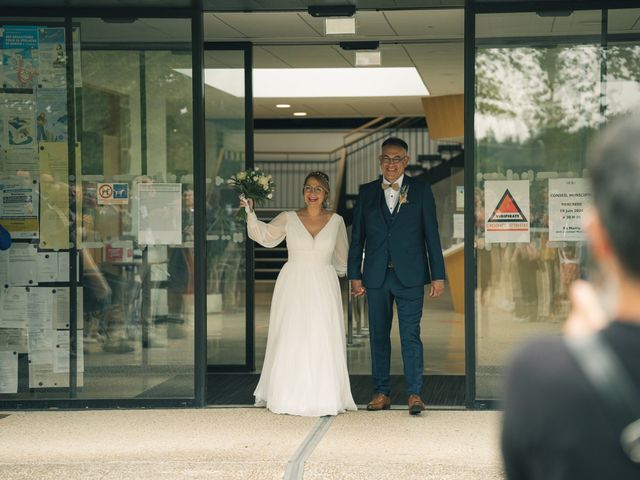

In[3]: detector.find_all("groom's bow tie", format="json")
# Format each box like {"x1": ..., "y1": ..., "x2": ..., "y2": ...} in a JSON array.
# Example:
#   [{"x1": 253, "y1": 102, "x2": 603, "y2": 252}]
[{"x1": 382, "y1": 182, "x2": 399, "y2": 191}]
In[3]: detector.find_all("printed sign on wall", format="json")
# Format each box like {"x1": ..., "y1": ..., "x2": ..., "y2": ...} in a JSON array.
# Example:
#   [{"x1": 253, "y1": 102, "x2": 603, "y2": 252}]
[{"x1": 484, "y1": 180, "x2": 530, "y2": 244}]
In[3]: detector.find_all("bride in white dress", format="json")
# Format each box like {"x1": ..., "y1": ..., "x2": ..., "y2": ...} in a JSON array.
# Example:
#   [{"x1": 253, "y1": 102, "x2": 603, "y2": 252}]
[{"x1": 240, "y1": 171, "x2": 357, "y2": 416}]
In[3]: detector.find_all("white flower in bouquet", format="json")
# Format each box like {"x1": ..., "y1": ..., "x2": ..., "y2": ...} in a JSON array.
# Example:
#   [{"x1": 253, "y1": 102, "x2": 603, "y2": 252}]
[{"x1": 227, "y1": 168, "x2": 276, "y2": 220}]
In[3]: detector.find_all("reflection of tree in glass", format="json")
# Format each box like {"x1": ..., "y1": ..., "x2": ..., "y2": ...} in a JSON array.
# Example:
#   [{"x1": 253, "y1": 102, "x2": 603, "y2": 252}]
[
  {"x1": 476, "y1": 46, "x2": 607, "y2": 142},
  {"x1": 606, "y1": 45, "x2": 640, "y2": 119}
]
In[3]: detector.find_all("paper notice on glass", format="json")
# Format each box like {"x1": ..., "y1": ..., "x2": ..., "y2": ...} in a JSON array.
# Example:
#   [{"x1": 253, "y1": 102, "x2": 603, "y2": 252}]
[
  {"x1": 37, "y1": 252, "x2": 58, "y2": 282},
  {"x1": 56, "y1": 252, "x2": 70, "y2": 282},
  {"x1": 29, "y1": 364, "x2": 74, "y2": 388},
  {"x1": 0, "y1": 328, "x2": 27, "y2": 353},
  {"x1": 456, "y1": 186, "x2": 464, "y2": 210},
  {"x1": 52, "y1": 287, "x2": 70, "y2": 329},
  {"x1": 453, "y1": 213, "x2": 464, "y2": 239},
  {"x1": 27, "y1": 287, "x2": 54, "y2": 329},
  {"x1": 0, "y1": 149, "x2": 39, "y2": 176},
  {"x1": 0, "y1": 351, "x2": 19, "y2": 394},
  {"x1": 37, "y1": 27, "x2": 67, "y2": 90},
  {"x1": 8, "y1": 243, "x2": 38, "y2": 286},
  {"x1": 51, "y1": 330, "x2": 83, "y2": 374},
  {"x1": 1, "y1": 179, "x2": 39, "y2": 217},
  {"x1": 53, "y1": 330, "x2": 69, "y2": 373},
  {"x1": 548, "y1": 178, "x2": 592, "y2": 242},
  {"x1": 0, "y1": 217, "x2": 39, "y2": 240},
  {"x1": 39, "y1": 141, "x2": 68, "y2": 179},
  {"x1": 484, "y1": 180, "x2": 530, "y2": 244},
  {"x1": 0, "y1": 116, "x2": 5, "y2": 150},
  {"x1": 39, "y1": 166, "x2": 69, "y2": 249},
  {"x1": 27, "y1": 327, "x2": 55, "y2": 364},
  {"x1": 137, "y1": 183, "x2": 182, "y2": 245},
  {"x1": 0, "y1": 250, "x2": 7, "y2": 286},
  {"x1": 0, "y1": 287, "x2": 28, "y2": 328},
  {"x1": 5, "y1": 93, "x2": 37, "y2": 152},
  {"x1": 56, "y1": 251, "x2": 78, "y2": 282},
  {"x1": 0, "y1": 179, "x2": 39, "y2": 239}
]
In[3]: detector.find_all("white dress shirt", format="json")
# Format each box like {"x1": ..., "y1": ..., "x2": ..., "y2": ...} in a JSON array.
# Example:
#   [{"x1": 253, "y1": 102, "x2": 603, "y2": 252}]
[{"x1": 382, "y1": 174, "x2": 404, "y2": 213}]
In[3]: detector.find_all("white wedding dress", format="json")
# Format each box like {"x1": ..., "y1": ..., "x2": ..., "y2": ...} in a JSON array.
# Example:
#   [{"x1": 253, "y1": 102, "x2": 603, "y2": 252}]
[{"x1": 247, "y1": 210, "x2": 357, "y2": 416}]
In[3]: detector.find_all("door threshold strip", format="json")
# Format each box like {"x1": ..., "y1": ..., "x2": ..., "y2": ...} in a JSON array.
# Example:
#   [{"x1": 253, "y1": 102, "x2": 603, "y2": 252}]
[{"x1": 283, "y1": 415, "x2": 334, "y2": 480}]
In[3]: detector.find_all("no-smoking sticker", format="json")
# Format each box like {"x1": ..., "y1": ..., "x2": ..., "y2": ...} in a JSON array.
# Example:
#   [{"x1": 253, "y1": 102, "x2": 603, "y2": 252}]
[{"x1": 97, "y1": 183, "x2": 129, "y2": 205}]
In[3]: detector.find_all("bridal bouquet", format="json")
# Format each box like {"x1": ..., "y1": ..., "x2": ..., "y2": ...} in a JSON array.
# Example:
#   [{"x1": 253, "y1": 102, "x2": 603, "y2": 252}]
[{"x1": 227, "y1": 168, "x2": 275, "y2": 220}]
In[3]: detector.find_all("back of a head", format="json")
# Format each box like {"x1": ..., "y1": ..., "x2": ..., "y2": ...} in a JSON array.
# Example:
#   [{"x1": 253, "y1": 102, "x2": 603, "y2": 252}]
[{"x1": 589, "y1": 114, "x2": 640, "y2": 279}]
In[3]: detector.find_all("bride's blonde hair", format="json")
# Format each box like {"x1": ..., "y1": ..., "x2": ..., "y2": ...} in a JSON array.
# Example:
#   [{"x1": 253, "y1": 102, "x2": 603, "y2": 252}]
[{"x1": 303, "y1": 171, "x2": 330, "y2": 209}]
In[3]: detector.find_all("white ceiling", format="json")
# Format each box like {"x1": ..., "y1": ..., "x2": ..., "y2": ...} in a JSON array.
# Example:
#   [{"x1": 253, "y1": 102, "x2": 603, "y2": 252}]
[
  {"x1": 205, "y1": 10, "x2": 464, "y2": 118},
  {"x1": 74, "y1": 8, "x2": 640, "y2": 119}
]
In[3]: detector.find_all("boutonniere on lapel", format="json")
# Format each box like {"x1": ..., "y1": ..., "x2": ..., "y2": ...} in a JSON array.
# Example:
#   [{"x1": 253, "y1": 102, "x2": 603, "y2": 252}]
[{"x1": 397, "y1": 185, "x2": 410, "y2": 212}]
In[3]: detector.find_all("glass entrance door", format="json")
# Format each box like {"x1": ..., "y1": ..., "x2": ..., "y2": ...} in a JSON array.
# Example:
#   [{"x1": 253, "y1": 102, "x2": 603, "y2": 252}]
[{"x1": 204, "y1": 44, "x2": 254, "y2": 371}]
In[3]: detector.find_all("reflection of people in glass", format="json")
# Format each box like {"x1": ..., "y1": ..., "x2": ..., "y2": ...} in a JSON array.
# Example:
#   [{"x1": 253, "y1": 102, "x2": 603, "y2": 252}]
[
  {"x1": 475, "y1": 187, "x2": 492, "y2": 305},
  {"x1": 53, "y1": 44, "x2": 65, "y2": 65},
  {"x1": 241, "y1": 171, "x2": 356, "y2": 416},
  {"x1": 37, "y1": 112, "x2": 48, "y2": 141},
  {"x1": 167, "y1": 186, "x2": 194, "y2": 338}
]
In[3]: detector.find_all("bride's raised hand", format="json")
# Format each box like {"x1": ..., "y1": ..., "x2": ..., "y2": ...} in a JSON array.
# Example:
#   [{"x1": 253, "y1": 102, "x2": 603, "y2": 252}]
[{"x1": 239, "y1": 195, "x2": 254, "y2": 213}]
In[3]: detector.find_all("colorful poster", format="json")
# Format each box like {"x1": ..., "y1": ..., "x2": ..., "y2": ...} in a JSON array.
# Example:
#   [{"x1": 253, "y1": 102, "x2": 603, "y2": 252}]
[
  {"x1": 36, "y1": 89, "x2": 67, "y2": 142},
  {"x1": 548, "y1": 178, "x2": 591, "y2": 242},
  {"x1": 484, "y1": 180, "x2": 530, "y2": 244},
  {"x1": 5, "y1": 93, "x2": 36, "y2": 151},
  {"x1": 0, "y1": 177, "x2": 39, "y2": 239},
  {"x1": 2, "y1": 26, "x2": 39, "y2": 89},
  {"x1": 37, "y1": 27, "x2": 66, "y2": 89}
]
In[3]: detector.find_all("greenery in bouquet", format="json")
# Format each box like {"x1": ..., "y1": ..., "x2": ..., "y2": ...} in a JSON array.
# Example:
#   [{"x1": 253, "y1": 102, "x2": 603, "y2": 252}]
[{"x1": 227, "y1": 168, "x2": 275, "y2": 220}]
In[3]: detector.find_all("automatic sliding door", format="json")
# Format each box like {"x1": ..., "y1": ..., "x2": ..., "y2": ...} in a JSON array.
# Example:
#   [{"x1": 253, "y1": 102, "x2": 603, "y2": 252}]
[{"x1": 204, "y1": 44, "x2": 254, "y2": 371}]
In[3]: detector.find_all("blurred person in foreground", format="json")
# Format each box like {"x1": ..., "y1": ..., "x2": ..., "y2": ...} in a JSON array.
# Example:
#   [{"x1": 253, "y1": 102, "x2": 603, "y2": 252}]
[{"x1": 501, "y1": 114, "x2": 640, "y2": 479}]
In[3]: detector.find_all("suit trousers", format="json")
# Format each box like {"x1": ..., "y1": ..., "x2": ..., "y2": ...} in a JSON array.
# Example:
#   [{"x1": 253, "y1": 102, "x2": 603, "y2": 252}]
[{"x1": 366, "y1": 268, "x2": 425, "y2": 395}]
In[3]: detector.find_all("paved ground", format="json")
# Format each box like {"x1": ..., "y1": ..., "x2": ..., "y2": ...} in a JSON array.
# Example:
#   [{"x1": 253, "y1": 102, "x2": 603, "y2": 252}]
[{"x1": 0, "y1": 407, "x2": 504, "y2": 479}]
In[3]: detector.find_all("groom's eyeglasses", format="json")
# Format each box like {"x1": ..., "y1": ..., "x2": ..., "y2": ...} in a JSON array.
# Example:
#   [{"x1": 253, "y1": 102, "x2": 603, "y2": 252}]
[{"x1": 379, "y1": 155, "x2": 406, "y2": 164}]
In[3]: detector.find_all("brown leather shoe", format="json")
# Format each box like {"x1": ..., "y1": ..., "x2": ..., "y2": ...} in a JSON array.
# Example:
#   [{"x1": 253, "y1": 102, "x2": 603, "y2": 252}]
[
  {"x1": 408, "y1": 394, "x2": 426, "y2": 415},
  {"x1": 366, "y1": 393, "x2": 391, "y2": 411}
]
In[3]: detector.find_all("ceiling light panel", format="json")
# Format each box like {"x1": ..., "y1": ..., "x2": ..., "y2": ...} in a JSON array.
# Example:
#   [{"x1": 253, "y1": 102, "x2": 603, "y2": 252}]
[
  {"x1": 176, "y1": 67, "x2": 429, "y2": 98},
  {"x1": 325, "y1": 17, "x2": 356, "y2": 35}
]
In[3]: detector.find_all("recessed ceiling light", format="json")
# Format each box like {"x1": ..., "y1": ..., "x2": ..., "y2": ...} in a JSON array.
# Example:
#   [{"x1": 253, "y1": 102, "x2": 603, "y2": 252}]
[
  {"x1": 293, "y1": 112, "x2": 307, "y2": 117},
  {"x1": 276, "y1": 104, "x2": 291, "y2": 108}
]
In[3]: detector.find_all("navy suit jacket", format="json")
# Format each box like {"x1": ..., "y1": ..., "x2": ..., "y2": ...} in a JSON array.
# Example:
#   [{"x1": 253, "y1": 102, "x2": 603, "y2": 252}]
[{"x1": 347, "y1": 175, "x2": 445, "y2": 289}]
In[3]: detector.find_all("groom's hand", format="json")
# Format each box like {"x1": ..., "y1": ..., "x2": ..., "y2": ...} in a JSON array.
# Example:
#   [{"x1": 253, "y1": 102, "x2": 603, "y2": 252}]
[
  {"x1": 429, "y1": 280, "x2": 445, "y2": 298},
  {"x1": 350, "y1": 280, "x2": 366, "y2": 297}
]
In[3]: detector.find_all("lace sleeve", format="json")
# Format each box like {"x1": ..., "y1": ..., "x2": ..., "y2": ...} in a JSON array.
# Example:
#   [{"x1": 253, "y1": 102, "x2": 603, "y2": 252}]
[
  {"x1": 332, "y1": 215, "x2": 348, "y2": 277},
  {"x1": 246, "y1": 211, "x2": 287, "y2": 248}
]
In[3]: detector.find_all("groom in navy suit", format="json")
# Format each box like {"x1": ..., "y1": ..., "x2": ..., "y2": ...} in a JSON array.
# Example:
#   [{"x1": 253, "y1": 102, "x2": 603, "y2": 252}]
[{"x1": 348, "y1": 137, "x2": 445, "y2": 415}]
